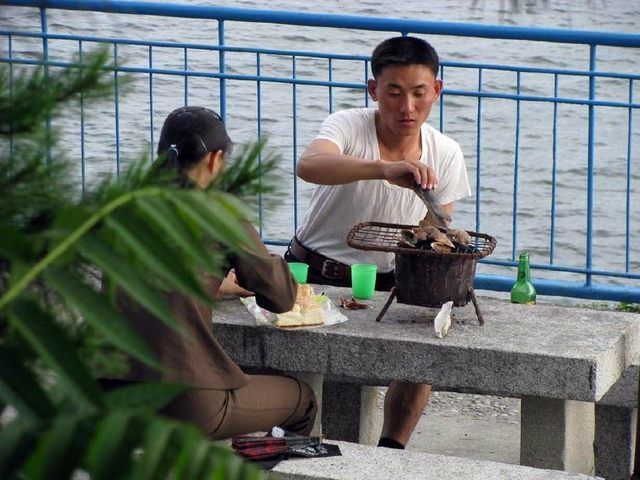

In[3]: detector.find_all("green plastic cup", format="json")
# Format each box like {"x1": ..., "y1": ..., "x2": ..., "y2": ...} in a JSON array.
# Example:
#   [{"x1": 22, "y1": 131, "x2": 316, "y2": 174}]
[
  {"x1": 288, "y1": 262, "x2": 309, "y2": 284},
  {"x1": 351, "y1": 263, "x2": 377, "y2": 300}
]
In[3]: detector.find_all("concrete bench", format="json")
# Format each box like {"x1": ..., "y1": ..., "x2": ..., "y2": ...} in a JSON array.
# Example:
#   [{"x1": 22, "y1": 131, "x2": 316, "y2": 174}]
[
  {"x1": 213, "y1": 285, "x2": 640, "y2": 476},
  {"x1": 269, "y1": 440, "x2": 603, "y2": 479}
]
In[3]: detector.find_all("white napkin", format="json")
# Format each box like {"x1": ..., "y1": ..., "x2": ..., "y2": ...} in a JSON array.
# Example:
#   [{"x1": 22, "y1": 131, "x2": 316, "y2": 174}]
[{"x1": 434, "y1": 301, "x2": 454, "y2": 339}]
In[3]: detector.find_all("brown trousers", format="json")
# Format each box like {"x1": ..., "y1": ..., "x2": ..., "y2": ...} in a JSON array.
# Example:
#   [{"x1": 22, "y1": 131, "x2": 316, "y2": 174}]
[{"x1": 163, "y1": 374, "x2": 317, "y2": 440}]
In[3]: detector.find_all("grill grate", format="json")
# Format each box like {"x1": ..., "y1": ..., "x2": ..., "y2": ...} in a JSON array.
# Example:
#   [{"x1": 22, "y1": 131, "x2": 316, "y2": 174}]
[{"x1": 347, "y1": 222, "x2": 496, "y2": 259}]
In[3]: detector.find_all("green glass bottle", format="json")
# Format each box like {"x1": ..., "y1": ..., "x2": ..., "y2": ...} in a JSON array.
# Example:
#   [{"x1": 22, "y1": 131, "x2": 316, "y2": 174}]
[{"x1": 510, "y1": 252, "x2": 536, "y2": 304}]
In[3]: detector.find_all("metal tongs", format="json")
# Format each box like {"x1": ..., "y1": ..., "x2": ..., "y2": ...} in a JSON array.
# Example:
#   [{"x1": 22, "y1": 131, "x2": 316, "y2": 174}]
[{"x1": 412, "y1": 184, "x2": 451, "y2": 229}]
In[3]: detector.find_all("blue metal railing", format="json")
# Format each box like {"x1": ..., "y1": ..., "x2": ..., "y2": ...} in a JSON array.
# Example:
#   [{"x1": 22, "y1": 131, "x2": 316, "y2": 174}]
[{"x1": 1, "y1": 0, "x2": 638, "y2": 302}]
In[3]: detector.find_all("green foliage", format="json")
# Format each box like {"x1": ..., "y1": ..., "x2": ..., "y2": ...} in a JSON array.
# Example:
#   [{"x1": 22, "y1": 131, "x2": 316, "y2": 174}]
[
  {"x1": 0, "y1": 51, "x2": 265, "y2": 478},
  {"x1": 579, "y1": 301, "x2": 640, "y2": 314},
  {"x1": 614, "y1": 302, "x2": 640, "y2": 314},
  {"x1": 0, "y1": 48, "x2": 114, "y2": 136},
  {"x1": 216, "y1": 138, "x2": 282, "y2": 208}
]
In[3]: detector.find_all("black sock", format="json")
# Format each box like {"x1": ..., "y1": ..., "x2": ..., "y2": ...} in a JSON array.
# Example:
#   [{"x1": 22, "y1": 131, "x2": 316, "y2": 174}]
[{"x1": 377, "y1": 437, "x2": 405, "y2": 449}]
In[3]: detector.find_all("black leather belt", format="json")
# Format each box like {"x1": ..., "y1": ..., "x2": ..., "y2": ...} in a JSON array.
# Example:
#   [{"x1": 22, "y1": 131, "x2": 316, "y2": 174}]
[{"x1": 288, "y1": 237, "x2": 351, "y2": 280}]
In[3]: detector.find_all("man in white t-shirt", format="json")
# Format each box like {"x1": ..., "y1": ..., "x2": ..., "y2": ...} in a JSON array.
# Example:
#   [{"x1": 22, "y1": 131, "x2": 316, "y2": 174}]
[{"x1": 285, "y1": 36, "x2": 471, "y2": 449}]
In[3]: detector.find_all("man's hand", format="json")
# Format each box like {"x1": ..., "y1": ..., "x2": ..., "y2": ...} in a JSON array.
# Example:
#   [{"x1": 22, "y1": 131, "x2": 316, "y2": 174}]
[{"x1": 379, "y1": 160, "x2": 438, "y2": 190}]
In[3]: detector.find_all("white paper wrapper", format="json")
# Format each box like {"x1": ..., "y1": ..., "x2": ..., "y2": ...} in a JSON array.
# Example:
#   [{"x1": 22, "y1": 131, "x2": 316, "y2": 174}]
[{"x1": 240, "y1": 293, "x2": 348, "y2": 328}]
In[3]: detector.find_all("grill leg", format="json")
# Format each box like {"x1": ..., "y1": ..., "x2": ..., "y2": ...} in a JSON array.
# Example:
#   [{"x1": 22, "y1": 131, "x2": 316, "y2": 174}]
[
  {"x1": 376, "y1": 287, "x2": 397, "y2": 322},
  {"x1": 470, "y1": 288, "x2": 484, "y2": 326}
]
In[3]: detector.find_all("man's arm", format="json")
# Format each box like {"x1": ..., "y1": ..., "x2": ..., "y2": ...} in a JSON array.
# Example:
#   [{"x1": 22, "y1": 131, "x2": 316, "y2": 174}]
[{"x1": 297, "y1": 139, "x2": 438, "y2": 190}]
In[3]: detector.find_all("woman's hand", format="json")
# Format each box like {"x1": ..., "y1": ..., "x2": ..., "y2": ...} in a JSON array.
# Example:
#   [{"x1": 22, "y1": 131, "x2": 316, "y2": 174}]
[{"x1": 215, "y1": 270, "x2": 254, "y2": 299}]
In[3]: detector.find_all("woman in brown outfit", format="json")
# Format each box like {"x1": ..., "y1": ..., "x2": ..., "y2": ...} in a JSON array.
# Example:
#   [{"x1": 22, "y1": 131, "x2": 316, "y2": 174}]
[{"x1": 117, "y1": 106, "x2": 317, "y2": 439}]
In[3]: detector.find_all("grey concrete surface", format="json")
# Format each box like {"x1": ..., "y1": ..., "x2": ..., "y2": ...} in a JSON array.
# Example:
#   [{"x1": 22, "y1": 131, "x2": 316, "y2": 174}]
[
  {"x1": 409, "y1": 394, "x2": 521, "y2": 464},
  {"x1": 269, "y1": 440, "x2": 603, "y2": 480},
  {"x1": 593, "y1": 363, "x2": 638, "y2": 480},
  {"x1": 520, "y1": 397, "x2": 594, "y2": 474},
  {"x1": 598, "y1": 364, "x2": 639, "y2": 407},
  {"x1": 321, "y1": 381, "x2": 382, "y2": 445},
  {"x1": 594, "y1": 405, "x2": 637, "y2": 480}
]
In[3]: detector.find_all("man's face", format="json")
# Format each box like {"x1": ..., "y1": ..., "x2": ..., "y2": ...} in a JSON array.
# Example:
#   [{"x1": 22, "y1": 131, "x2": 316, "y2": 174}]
[{"x1": 368, "y1": 64, "x2": 442, "y2": 138}]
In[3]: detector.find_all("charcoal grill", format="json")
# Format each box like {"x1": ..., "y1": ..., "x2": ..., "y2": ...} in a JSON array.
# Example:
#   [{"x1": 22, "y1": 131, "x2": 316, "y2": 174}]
[{"x1": 347, "y1": 222, "x2": 497, "y2": 324}]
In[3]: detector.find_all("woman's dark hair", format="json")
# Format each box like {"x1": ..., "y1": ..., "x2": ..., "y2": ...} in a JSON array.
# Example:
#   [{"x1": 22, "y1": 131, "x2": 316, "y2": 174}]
[
  {"x1": 155, "y1": 106, "x2": 232, "y2": 185},
  {"x1": 371, "y1": 36, "x2": 439, "y2": 79}
]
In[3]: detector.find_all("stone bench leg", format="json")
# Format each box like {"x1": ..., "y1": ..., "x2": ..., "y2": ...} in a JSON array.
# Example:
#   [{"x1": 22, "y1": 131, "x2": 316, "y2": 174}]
[
  {"x1": 594, "y1": 404, "x2": 637, "y2": 480},
  {"x1": 520, "y1": 396, "x2": 595, "y2": 474},
  {"x1": 321, "y1": 381, "x2": 382, "y2": 445}
]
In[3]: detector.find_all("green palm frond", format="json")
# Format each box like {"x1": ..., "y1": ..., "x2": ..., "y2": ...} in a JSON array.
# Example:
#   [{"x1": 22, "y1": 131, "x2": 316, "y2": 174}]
[
  {"x1": 0, "y1": 49, "x2": 267, "y2": 479},
  {"x1": 0, "y1": 48, "x2": 114, "y2": 136},
  {"x1": 216, "y1": 137, "x2": 282, "y2": 209}
]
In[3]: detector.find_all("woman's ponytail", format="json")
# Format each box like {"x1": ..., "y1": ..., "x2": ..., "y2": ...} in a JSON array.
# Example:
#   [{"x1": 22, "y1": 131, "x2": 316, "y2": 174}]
[{"x1": 165, "y1": 144, "x2": 180, "y2": 169}]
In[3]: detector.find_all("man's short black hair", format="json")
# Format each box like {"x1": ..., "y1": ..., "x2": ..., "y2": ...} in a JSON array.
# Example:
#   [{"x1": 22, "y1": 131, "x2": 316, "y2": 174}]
[{"x1": 371, "y1": 36, "x2": 439, "y2": 79}]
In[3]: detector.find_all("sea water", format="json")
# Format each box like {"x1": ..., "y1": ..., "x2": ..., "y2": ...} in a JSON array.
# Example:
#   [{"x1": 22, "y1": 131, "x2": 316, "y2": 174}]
[{"x1": 1, "y1": 0, "x2": 639, "y2": 289}]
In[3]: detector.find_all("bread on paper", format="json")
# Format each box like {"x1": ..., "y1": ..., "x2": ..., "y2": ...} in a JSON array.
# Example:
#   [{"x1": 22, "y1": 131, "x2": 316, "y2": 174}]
[{"x1": 274, "y1": 284, "x2": 325, "y2": 328}]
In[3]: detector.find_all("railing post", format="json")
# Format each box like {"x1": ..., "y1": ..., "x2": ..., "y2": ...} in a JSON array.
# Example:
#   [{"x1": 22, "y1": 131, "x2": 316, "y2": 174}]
[
  {"x1": 328, "y1": 58, "x2": 334, "y2": 113},
  {"x1": 256, "y1": 52, "x2": 264, "y2": 237},
  {"x1": 363, "y1": 60, "x2": 368, "y2": 107},
  {"x1": 39, "y1": 6, "x2": 51, "y2": 165},
  {"x1": 114, "y1": 43, "x2": 120, "y2": 177},
  {"x1": 439, "y1": 64, "x2": 445, "y2": 133},
  {"x1": 39, "y1": 6, "x2": 48, "y2": 73},
  {"x1": 475, "y1": 67, "x2": 483, "y2": 234},
  {"x1": 148, "y1": 45, "x2": 154, "y2": 161},
  {"x1": 512, "y1": 71, "x2": 522, "y2": 261},
  {"x1": 586, "y1": 45, "x2": 597, "y2": 286},
  {"x1": 292, "y1": 55, "x2": 298, "y2": 229},
  {"x1": 8, "y1": 35, "x2": 14, "y2": 158},
  {"x1": 79, "y1": 41, "x2": 86, "y2": 195},
  {"x1": 183, "y1": 47, "x2": 189, "y2": 106},
  {"x1": 550, "y1": 73, "x2": 559, "y2": 264},
  {"x1": 625, "y1": 80, "x2": 633, "y2": 273},
  {"x1": 218, "y1": 20, "x2": 226, "y2": 123}
]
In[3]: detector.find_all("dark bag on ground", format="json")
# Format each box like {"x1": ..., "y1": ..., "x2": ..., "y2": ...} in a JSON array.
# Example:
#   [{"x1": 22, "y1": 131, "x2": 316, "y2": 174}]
[{"x1": 232, "y1": 428, "x2": 341, "y2": 470}]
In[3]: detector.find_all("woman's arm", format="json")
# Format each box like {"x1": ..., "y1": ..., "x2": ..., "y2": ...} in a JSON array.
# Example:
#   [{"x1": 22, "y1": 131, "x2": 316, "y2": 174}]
[{"x1": 231, "y1": 223, "x2": 297, "y2": 313}]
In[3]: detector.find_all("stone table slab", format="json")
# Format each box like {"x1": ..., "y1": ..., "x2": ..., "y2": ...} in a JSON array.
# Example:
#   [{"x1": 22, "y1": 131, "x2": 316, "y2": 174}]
[{"x1": 213, "y1": 285, "x2": 640, "y2": 402}]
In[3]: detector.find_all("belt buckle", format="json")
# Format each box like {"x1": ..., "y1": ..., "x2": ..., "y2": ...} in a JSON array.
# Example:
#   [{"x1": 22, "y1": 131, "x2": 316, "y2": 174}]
[{"x1": 321, "y1": 259, "x2": 345, "y2": 280}]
